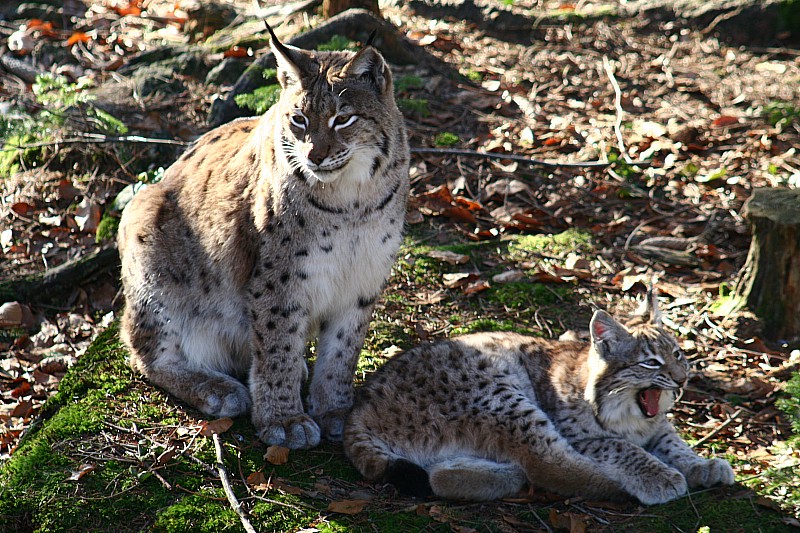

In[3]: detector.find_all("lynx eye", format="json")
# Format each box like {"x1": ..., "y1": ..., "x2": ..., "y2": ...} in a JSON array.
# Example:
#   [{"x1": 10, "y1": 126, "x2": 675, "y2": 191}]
[
  {"x1": 289, "y1": 112, "x2": 307, "y2": 130},
  {"x1": 330, "y1": 114, "x2": 358, "y2": 130},
  {"x1": 639, "y1": 359, "x2": 662, "y2": 369}
]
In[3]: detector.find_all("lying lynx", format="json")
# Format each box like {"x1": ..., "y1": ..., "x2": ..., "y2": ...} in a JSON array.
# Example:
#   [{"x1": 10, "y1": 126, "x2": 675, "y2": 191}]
[
  {"x1": 118, "y1": 27, "x2": 409, "y2": 449},
  {"x1": 344, "y1": 292, "x2": 734, "y2": 504}
]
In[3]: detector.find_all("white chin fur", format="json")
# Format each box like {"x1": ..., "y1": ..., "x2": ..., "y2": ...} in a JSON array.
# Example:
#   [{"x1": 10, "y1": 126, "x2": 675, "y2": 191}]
[{"x1": 310, "y1": 169, "x2": 341, "y2": 183}]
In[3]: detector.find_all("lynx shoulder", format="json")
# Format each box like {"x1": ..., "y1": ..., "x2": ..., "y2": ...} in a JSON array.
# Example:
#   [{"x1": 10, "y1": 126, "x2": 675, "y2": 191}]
[
  {"x1": 118, "y1": 27, "x2": 409, "y2": 449},
  {"x1": 344, "y1": 291, "x2": 734, "y2": 504}
]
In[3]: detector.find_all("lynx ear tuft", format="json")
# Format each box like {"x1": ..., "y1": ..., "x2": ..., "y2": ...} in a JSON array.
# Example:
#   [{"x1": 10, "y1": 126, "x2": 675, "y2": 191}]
[
  {"x1": 364, "y1": 29, "x2": 377, "y2": 48},
  {"x1": 342, "y1": 47, "x2": 391, "y2": 94},
  {"x1": 635, "y1": 283, "x2": 663, "y2": 326},
  {"x1": 265, "y1": 22, "x2": 305, "y2": 88}
]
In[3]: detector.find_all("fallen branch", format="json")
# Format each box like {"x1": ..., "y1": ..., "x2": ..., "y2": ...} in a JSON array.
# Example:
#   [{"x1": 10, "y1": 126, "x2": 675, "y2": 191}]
[
  {"x1": 0, "y1": 133, "x2": 190, "y2": 152},
  {"x1": 0, "y1": 245, "x2": 120, "y2": 305},
  {"x1": 692, "y1": 408, "x2": 743, "y2": 449},
  {"x1": 410, "y1": 147, "x2": 653, "y2": 168},
  {"x1": 3, "y1": 135, "x2": 654, "y2": 169},
  {"x1": 602, "y1": 56, "x2": 634, "y2": 165},
  {"x1": 212, "y1": 433, "x2": 258, "y2": 533}
]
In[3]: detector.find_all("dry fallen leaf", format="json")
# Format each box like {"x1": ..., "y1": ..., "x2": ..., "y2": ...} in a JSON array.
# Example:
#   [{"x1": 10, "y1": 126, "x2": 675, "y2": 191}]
[
  {"x1": 711, "y1": 115, "x2": 740, "y2": 128},
  {"x1": 65, "y1": 31, "x2": 91, "y2": 46},
  {"x1": 549, "y1": 509, "x2": 588, "y2": 533},
  {"x1": 198, "y1": 417, "x2": 233, "y2": 436},
  {"x1": 463, "y1": 280, "x2": 491, "y2": 295},
  {"x1": 493, "y1": 270, "x2": 525, "y2": 284},
  {"x1": 443, "y1": 272, "x2": 476, "y2": 288},
  {"x1": 246, "y1": 471, "x2": 270, "y2": 490},
  {"x1": 67, "y1": 463, "x2": 96, "y2": 481},
  {"x1": 74, "y1": 198, "x2": 102, "y2": 233},
  {"x1": 326, "y1": 499, "x2": 368, "y2": 515},
  {"x1": 271, "y1": 479, "x2": 303, "y2": 495},
  {"x1": 264, "y1": 445, "x2": 290, "y2": 465}
]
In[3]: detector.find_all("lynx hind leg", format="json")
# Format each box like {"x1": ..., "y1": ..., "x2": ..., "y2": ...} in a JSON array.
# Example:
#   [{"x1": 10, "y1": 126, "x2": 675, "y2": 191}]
[
  {"x1": 122, "y1": 304, "x2": 252, "y2": 418},
  {"x1": 429, "y1": 457, "x2": 527, "y2": 501}
]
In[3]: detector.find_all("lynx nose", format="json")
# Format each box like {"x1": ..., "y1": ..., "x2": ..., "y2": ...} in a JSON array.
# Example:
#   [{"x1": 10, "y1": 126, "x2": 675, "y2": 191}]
[
  {"x1": 307, "y1": 140, "x2": 330, "y2": 166},
  {"x1": 668, "y1": 363, "x2": 688, "y2": 387}
]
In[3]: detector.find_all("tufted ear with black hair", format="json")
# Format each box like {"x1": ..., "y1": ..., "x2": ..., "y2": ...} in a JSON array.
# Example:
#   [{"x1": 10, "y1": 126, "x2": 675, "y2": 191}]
[
  {"x1": 265, "y1": 22, "x2": 307, "y2": 88},
  {"x1": 634, "y1": 285, "x2": 663, "y2": 327},
  {"x1": 340, "y1": 46, "x2": 391, "y2": 94}
]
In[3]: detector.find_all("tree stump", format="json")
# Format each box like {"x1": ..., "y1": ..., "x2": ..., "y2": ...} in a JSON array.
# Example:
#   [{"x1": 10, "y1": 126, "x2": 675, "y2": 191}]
[
  {"x1": 323, "y1": 0, "x2": 379, "y2": 18},
  {"x1": 732, "y1": 188, "x2": 800, "y2": 340}
]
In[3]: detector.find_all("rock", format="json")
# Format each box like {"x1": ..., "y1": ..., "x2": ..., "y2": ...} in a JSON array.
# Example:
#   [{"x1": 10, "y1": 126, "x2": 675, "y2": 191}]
[{"x1": 205, "y1": 57, "x2": 250, "y2": 86}]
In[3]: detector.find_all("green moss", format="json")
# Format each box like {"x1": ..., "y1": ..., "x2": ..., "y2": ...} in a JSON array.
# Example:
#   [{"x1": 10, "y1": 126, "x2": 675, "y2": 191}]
[
  {"x1": 507, "y1": 228, "x2": 592, "y2": 259},
  {"x1": 765, "y1": 100, "x2": 800, "y2": 128},
  {"x1": 434, "y1": 132, "x2": 459, "y2": 147},
  {"x1": 621, "y1": 493, "x2": 791, "y2": 532},
  {"x1": 778, "y1": 370, "x2": 800, "y2": 444},
  {"x1": 486, "y1": 282, "x2": 571, "y2": 309},
  {"x1": 394, "y1": 75, "x2": 423, "y2": 94},
  {"x1": 95, "y1": 214, "x2": 119, "y2": 243},
  {"x1": 397, "y1": 98, "x2": 430, "y2": 117},
  {"x1": 450, "y1": 318, "x2": 523, "y2": 336},
  {"x1": 235, "y1": 84, "x2": 281, "y2": 114},
  {"x1": 154, "y1": 493, "x2": 239, "y2": 532},
  {"x1": 464, "y1": 69, "x2": 484, "y2": 82},
  {"x1": 316, "y1": 35, "x2": 356, "y2": 51}
]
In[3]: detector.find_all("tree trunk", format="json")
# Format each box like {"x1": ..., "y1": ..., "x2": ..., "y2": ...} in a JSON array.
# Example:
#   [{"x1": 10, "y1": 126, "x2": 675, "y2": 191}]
[
  {"x1": 732, "y1": 188, "x2": 800, "y2": 340},
  {"x1": 323, "y1": 0, "x2": 379, "y2": 18}
]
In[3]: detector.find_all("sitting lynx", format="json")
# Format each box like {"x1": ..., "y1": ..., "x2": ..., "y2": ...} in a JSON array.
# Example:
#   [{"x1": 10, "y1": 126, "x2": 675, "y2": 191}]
[
  {"x1": 118, "y1": 27, "x2": 409, "y2": 449},
  {"x1": 344, "y1": 292, "x2": 734, "y2": 504}
]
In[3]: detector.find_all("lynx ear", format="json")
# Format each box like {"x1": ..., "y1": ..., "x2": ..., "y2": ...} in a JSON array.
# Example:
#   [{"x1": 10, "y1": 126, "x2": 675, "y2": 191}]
[
  {"x1": 590, "y1": 310, "x2": 632, "y2": 355},
  {"x1": 635, "y1": 284, "x2": 663, "y2": 326},
  {"x1": 341, "y1": 46, "x2": 391, "y2": 94},
  {"x1": 265, "y1": 22, "x2": 305, "y2": 88}
]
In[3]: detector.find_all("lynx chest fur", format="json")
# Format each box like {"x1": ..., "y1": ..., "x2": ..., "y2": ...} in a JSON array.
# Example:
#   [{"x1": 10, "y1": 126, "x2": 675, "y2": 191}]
[
  {"x1": 118, "y1": 28, "x2": 409, "y2": 449},
  {"x1": 344, "y1": 293, "x2": 734, "y2": 504}
]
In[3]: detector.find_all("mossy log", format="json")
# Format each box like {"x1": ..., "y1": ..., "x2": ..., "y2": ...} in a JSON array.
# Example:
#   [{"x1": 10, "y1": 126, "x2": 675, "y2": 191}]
[{"x1": 733, "y1": 188, "x2": 800, "y2": 340}]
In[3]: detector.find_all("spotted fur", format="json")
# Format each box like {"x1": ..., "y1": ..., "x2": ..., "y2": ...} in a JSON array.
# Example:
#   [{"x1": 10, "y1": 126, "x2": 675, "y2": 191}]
[
  {"x1": 344, "y1": 293, "x2": 734, "y2": 503},
  {"x1": 118, "y1": 28, "x2": 409, "y2": 449}
]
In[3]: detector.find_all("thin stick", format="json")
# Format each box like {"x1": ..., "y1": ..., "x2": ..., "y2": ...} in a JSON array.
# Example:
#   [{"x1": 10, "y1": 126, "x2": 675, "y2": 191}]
[
  {"x1": 213, "y1": 433, "x2": 258, "y2": 533},
  {"x1": 0, "y1": 133, "x2": 190, "y2": 151},
  {"x1": 601, "y1": 56, "x2": 634, "y2": 165},
  {"x1": 692, "y1": 408, "x2": 743, "y2": 449},
  {"x1": 410, "y1": 147, "x2": 652, "y2": 168},
  {"x1": 3, "y1": 132, "x2": 653, "y2": 170}
]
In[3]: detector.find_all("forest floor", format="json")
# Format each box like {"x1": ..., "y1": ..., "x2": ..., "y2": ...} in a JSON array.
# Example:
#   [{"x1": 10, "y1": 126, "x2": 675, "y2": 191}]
[{"x1": 1, "y1": 0, "x2": 800, "y2": 531}]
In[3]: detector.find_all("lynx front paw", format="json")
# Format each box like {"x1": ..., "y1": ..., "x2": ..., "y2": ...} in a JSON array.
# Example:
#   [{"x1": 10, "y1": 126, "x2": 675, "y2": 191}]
[
  {"x1": 630, "y1": 468, "x2": 688, "y2": 505},
  {"x1": 313, "y1": 408, "x2": 350, "y2": 442},
  {"x1": 197, "y1": 379, "x2": 252, "y2": 418},
  {"x1": 257, "y1": 414, "x2": 321, "y2": 449},
  {"x1": 685, "y1": 458, "x2": 735, "y2": 488}
]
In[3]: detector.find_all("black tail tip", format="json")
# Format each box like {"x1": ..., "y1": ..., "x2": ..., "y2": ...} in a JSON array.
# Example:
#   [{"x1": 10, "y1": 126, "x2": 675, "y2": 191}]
[{"x1": 385, "y1": 459, "x2": 433, "y2": 498}]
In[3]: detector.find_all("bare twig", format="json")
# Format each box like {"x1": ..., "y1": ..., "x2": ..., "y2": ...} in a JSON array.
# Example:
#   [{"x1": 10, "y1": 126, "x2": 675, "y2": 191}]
[
  {"x1": 0, "y1": 132, "x2": 190, "y2": 151},
  {"x1": 528, "y1": 504, "x2": 554, "y2": 532},
  {"x1": 692, "y1": 408, "x2": 743, "y2": 449},
  {"x1": 410, "y1": 147, "x2": 652, "y2": 168},
  {"x1": 601, "y1": 56, "x2": 634, "y2": 165},
  {"x1": 212, "y1": 433, "x2": 258, "y2": 533}
]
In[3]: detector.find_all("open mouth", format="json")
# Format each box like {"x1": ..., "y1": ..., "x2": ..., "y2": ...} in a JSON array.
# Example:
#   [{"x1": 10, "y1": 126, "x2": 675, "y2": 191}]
[{"x1": 637, "y1": 388, "x2": 662, "y2": 418}]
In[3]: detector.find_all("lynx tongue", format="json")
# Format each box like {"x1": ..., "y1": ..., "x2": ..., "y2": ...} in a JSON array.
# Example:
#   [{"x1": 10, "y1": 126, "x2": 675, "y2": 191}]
[{"x1": 638, "y1": 388, "x2": 662, "y2": 417}]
